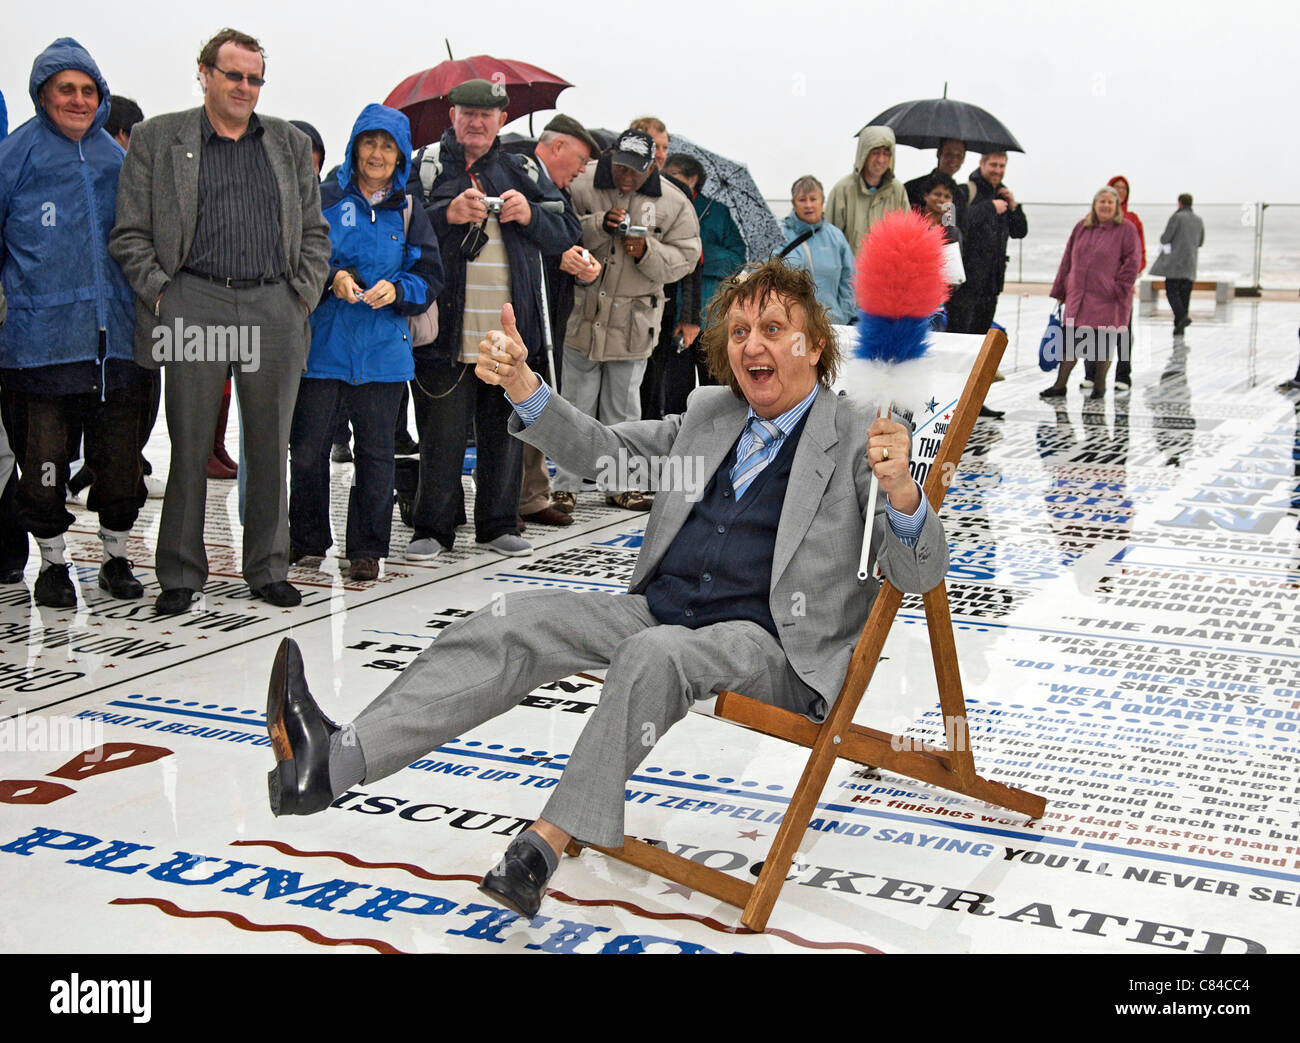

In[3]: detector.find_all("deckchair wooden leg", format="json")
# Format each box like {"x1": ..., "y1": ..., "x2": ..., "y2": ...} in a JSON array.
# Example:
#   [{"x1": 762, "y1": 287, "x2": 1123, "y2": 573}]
[
  {"x1": 923, "y1": 583, "x2": 977, "y2": 788},
  {"x1": 742, "y1": 726, "x2": 847, "y2": 931}
]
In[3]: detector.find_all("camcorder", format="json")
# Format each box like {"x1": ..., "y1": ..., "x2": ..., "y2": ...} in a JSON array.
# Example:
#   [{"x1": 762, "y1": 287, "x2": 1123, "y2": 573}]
[{"x1": 615, "y1": 217, "x2": 650, "y2": 238}]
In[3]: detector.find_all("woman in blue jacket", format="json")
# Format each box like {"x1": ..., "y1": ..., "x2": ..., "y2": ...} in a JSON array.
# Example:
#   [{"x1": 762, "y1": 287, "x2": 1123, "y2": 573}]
[
  {"x1": 780, "y1": 176, "x2": 856, "y2": 325},
  {"x1": 289, "y1": 104, "x2": 442, "y2": 582}
]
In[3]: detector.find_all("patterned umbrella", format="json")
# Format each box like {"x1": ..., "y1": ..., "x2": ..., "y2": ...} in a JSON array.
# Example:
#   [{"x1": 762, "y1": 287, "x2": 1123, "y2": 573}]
[
  {"x1": 666, "y1": 135, "x2": 784, "y2": 262},
  {"x1": 385, "y1": 56, "x2": 572, "y2": 149}
]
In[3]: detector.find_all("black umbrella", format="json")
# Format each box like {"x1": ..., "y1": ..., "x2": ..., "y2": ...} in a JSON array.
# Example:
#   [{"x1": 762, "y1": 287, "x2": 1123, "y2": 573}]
[{"x1": 862, "y1": 88, "x2": 1023, "y2": 154}]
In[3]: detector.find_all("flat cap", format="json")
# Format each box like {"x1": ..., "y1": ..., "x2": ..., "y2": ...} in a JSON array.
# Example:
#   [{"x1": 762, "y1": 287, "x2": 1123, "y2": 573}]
[
  {"x1": 448, "y1": 77, "x2": 509, "y2": 109},
  {"x1": 543, "y1": 113, "x2": 600, "y2": 157}
]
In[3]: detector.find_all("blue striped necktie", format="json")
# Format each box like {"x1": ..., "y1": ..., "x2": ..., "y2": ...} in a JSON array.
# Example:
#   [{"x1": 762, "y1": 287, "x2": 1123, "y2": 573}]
[{"x1": 731, "y1": 418, "x2": 781, "y2": 496}]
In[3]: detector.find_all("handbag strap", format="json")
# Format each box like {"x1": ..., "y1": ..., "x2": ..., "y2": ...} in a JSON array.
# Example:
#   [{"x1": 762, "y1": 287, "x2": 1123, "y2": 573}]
[{"x1": 777, "y1": 228, "x2": 814, "y2": 259}]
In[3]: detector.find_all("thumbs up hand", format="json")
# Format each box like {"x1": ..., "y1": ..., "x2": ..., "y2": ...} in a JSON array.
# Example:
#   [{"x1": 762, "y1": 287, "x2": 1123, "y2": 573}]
[{"x1": 475, "y1": 302, "x2": 542, "y2": 402}]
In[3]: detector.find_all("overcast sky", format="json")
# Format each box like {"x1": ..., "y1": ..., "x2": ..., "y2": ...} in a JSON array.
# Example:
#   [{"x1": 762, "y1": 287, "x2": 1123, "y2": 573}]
[{"x1": 3, "y1": 0, "x2": 1292, "y2": 207}]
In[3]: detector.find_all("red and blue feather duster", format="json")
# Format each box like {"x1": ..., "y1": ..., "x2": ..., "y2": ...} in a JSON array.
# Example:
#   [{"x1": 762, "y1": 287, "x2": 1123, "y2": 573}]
[{"x1": 839, "y1": 209, "x2": 951, "y2": 414}]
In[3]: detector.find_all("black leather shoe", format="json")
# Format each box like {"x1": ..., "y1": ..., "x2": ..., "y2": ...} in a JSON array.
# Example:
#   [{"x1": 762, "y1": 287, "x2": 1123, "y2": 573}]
[
  {"x1": 34, "y1": 564, "x2": 76, "y2": 608},
  {"x1": 978, "y1": 404, "x2": 1005, "y2": 419},
  {"x1": 479, "y1": 836, "x2": 555, "y2": 920},
  {"x1": 252, "y1": 580, "x2": 302, "y2": 607},
  {"x1": 98, "y1": 556, "x2": 144, "y2": 599},
  {"x1": 0, "y1": 567, "x2": 25, "y2": 584},
  {"x1": 266, "y1": 637, "x2": 338, "y2": 816},
  {"x1": 155, "y1": 587, "x2": 196, "y2": 615}
]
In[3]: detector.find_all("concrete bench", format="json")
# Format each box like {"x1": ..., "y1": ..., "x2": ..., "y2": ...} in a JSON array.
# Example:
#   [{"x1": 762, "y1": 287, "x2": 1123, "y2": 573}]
[{"x1": 1139, "y1": 272, "x2": 1237, "y2": 306}]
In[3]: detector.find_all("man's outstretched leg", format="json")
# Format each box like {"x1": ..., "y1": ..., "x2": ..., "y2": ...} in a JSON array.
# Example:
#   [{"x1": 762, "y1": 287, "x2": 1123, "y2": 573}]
[
  {"x1": 265, "y1": 589, "x2": 661, "y2": 817},
  {"x1": 479, "y1": 619, "x2": 821, "y2": 918}
]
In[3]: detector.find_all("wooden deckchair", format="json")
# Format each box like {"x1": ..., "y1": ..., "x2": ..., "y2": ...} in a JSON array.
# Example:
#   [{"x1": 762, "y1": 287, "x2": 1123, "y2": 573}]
[{"x1": 569, "y1": 327, "x2": 1047, "y2": 932}]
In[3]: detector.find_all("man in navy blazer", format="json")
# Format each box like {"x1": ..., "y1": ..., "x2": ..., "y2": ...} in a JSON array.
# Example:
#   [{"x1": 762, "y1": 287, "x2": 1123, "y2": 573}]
[{"x1": 265, "y1": 261, "x2": 948, "y2": 920}]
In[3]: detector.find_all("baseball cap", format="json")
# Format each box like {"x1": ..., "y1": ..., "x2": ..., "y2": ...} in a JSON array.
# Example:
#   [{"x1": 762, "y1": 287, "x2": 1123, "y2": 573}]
[{"x1": 610, "y1": 128, "x2": 655, "y2": 173}]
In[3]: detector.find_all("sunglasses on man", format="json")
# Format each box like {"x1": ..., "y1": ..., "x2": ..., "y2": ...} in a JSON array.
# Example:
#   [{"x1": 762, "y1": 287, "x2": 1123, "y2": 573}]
[{"x1": 209, "y1": 65, "x2": 266, "y2": 88}]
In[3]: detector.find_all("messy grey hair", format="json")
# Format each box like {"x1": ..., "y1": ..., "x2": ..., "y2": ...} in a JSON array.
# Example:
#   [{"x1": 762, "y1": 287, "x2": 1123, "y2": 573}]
[{"x1": 790, "y1": 175, "x2": 824, "y2": 199}]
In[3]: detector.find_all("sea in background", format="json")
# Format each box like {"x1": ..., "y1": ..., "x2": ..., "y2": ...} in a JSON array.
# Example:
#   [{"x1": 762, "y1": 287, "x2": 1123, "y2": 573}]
[{"x1": 764, "y1": 200, "x2": 1300, "y2": 290}]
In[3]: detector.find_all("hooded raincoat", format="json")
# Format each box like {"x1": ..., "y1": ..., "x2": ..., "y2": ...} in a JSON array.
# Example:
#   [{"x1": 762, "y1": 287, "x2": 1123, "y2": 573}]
[
  {"x1": 0, "y1": 38, "x2": 135, "y2": 385},
  {"x1": 1107, "y1": 175, "x2": 1146, "y2": 267},
  {"x1": 307, "y1": 103, "x2": 443, "y2": 384},
  {"x1": 825, "y1": 125, "x2": 909, "y2": 256}
]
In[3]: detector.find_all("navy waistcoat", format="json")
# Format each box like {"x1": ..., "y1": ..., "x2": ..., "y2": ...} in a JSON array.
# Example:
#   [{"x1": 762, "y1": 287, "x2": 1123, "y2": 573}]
[{"x1": 645, "y1": 412, "x2": 810, "y2": 636}]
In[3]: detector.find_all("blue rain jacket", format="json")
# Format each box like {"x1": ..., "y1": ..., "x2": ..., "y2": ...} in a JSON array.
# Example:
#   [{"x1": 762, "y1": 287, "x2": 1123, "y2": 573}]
[
  {"x1": 781, "y1": 211, "x2": 857, "y2": 325},
  {"x1": 0, "y1": 38, "x2": 135, "y2": 375},
  {"x1": 306, "y1": 103, "x2": 443, "y2": 384}
]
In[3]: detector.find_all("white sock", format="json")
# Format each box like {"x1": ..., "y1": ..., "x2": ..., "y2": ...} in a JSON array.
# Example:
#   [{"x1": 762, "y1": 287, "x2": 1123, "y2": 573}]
[
  {"x1": 36, "y1": 535, "x2": 66, "y2": 572},
  {"x1": 99, "y1": 528, "x2": 130, "y2": 562}
]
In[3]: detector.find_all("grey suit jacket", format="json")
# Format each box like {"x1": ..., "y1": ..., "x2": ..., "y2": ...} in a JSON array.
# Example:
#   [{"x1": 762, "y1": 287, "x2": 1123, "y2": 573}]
[
  {"x1": 108, "y1": 107, "x2": 331, "y2": 369},
  {"x1": 512, "y1": 384, "x2": 949, "y2": 705}
]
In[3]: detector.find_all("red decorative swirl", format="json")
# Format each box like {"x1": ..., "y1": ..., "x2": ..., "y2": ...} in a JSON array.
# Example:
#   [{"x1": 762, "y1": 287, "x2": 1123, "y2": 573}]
[
  {"x1": 109, "y1": 896, "x2": 406, "y2": 954},
  {"x1": 232, "y1": 839, "x2": 880, "y2": 953}
]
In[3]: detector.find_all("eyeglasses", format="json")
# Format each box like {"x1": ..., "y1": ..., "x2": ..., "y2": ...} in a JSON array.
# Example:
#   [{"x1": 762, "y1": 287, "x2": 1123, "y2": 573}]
[{"x1": 209, "y1": 65, "x2": 265, "y2": 88}]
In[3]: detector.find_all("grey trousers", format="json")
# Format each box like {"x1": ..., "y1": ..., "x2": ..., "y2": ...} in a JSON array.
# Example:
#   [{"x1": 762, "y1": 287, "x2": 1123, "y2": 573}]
[
  {"x1": 351, "y1": 588, "x2": 819, "y2": 847},
  {"x1": 156, "y1": 273, "x2": 308, "y2": 590},
  {"x1": 551, "y1": 348, "x2": 647, "y2": 495}
]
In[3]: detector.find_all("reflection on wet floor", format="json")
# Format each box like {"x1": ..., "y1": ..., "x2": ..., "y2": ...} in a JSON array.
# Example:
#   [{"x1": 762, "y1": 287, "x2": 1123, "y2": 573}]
[{"x1": 1, "y1": 292, "x2": 1298, "y2": 953}]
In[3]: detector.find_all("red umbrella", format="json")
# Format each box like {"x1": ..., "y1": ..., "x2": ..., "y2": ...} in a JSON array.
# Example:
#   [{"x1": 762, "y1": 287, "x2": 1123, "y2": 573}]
[{"x1": 385, "y1": 56, "x2": 572, "y2": 149}]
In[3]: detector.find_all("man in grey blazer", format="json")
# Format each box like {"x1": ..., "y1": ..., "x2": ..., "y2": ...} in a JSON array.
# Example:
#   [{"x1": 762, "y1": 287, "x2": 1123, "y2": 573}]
[
  {"x1": 266, "y1": 261, "x2": 947, "y2": 919},
  {"x1": 109, "y1": 28, "x2": 330, "y2": 614}
]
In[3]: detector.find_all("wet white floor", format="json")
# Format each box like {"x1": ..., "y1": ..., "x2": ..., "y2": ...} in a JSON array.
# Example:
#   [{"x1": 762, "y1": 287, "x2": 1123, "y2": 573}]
[{"x1": 2, "y1": 290, "x2": 1298, "y2": 953}]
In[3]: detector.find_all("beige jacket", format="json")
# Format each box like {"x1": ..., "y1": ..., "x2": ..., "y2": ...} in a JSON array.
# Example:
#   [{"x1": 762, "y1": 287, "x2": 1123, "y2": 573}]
[
  {"x1": 825, "y1": 125, "x2": 909, "y2": 256},
  {"x1": 565, "y1": 158, "x2": 701, "y2": 362}
]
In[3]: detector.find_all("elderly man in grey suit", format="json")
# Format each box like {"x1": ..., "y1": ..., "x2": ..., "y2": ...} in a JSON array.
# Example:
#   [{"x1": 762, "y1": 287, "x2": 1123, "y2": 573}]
[
  {"x1": 265, "y1": 261, "x2": 947, "y2": 919},
  {"x1": 109, "y1": 27, "x2": 330, "y2": 615}
]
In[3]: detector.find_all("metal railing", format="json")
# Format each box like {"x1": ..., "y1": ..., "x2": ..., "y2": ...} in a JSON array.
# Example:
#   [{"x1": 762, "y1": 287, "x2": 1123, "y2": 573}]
[
  {"x1": 763, "y1": 199, "x2": 1300, "y2": 292},
  {"x1": 1011, "y1": 201, "x2": 1299, "y2": 293}
]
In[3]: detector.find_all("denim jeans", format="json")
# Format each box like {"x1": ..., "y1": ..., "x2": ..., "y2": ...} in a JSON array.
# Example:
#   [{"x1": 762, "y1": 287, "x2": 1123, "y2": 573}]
[
  {"x1": 410, "y1": 363, "x2": 521, "y2": 549},
  {"x1": 289, "y1": 378, "x2": 404, "y2": 559}
]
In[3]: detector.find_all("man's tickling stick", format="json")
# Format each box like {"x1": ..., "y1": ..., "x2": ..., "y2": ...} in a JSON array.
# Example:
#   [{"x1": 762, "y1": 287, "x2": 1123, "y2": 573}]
[{"x1": 836, "y1": 210, "x2": 950, "y2": 581}]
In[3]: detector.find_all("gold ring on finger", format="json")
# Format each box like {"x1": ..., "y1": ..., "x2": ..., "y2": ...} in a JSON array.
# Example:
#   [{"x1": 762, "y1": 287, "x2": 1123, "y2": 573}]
[
  {"x1": 882, "y1": 447, "x2": 889, "y2": 461},
  {"x1": 493, "y1": 361, "x2": 500, "y2": 373}
]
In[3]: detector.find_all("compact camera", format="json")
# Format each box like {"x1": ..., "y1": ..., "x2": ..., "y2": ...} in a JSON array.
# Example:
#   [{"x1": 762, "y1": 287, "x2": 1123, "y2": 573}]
[{"x1": 482, "y1": 196, "x2": 504, "y2": 216}]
